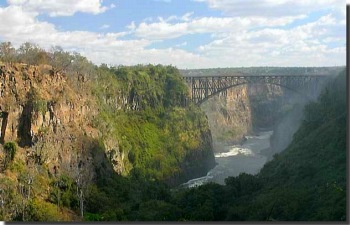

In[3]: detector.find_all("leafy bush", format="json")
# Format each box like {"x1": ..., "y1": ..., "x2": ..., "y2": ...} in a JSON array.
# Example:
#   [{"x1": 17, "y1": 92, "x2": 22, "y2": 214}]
[
  {"x1": 27, "y1": 198, "x2": 63, "y2": 221},
  {"x1": 4, "y1": 141, "x2": 17, "y2": 161},
  {"x1": 48, "y1": 175, "x2": 79, "y2": 210}
]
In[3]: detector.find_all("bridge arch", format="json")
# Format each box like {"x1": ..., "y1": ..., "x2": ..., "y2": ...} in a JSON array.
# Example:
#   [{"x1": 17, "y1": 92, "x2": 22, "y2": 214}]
[
  {"x1": 184, "y1": 75, "x2": 328, "y2": 105},
  {"x1": 196, "y1": 82, "x2": 307, "y2": 105}
]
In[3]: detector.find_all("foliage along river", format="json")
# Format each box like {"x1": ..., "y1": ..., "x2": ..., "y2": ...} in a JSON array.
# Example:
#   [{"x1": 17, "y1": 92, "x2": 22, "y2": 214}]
[{"x1": 181, "y1": 131, "x2": 273, "y2": 188}]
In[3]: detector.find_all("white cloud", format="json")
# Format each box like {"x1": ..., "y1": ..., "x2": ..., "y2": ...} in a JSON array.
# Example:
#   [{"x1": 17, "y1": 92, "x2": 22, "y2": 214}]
[
  {"x1": 100, "y1": 24, "x2": 110, "y2": 29},
  {"x1": 133, "y1": 21, "x2": 187, "y2": 40},
  {"x1": 0, "y1": 5, "x2": 211, "y2": 69},
  {"x1": 196, "y1": 13, "x2": 345, "y2": 67},
  {"x1": 181, "y1": 12, "x2": 194, "y2": 21},
  {"x1": 6, "y1": 0, "x2": 112, "y2": 16},
  {"x1": 131, "y1": 14, "x2": 305, "y2": 40},
  {"x1": 193, "y1": 0, "x2": 345, "y2": 17},
  {"x1": 175, "y1": 42, "x2": 187, "y2": 47},
  {"x1": 0, "y1": 2, "x2": 346, "y2": 69},
  {"x1": 153, "y1": 0, "x2": 172, "y2": 2},
  {"x1": 0, "y1": 5, "x2": 55, "y2": 41},
  {"x1": 127, "y1": 21, "x2": 136, "y2": 30},
  {"x1": 0, "y1": 5, "x2": 144, "y2": 54},
  {"x1": 88, "y1": 47, "x2": 211, "y2": 69}
]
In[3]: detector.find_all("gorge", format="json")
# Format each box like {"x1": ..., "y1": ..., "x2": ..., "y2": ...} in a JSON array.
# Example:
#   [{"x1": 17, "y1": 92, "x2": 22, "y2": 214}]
[
  {"x1": 180, "y1": 68, "x2": 332, "y2": 187},
  {"x1": 0, "y1": 48, "x2": 346, "y2": 221}
]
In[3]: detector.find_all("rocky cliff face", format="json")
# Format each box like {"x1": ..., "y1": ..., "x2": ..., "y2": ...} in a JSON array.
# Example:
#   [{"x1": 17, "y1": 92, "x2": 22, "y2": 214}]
[
  {"x1": 248, "y1": 83, "x2": 284, "y2": 129},
  {"x1": 201, "y1": 85, "x2": 252, "y2": 152},
  {"x1": 0, "y1": 63, "x2": 215, "y2": 187},
  {"x1": 200, "y1": 83, "x2": 287, "y2": 152},
  {"x1": 0, "y1": 64, "x2": 101, "y2": 176}
]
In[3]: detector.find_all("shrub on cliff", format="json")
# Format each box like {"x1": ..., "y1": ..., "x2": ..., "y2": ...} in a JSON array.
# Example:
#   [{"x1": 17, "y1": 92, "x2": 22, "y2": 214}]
[
  {"x1": 17, "y1": 42, "x2": 49, "y2": 66},
  {"x1": 3, "y1": 142, "x2": 17, "y2": 168},
  {"x1": 27, "y1": 198, "x2": 63, "y2": 221}
]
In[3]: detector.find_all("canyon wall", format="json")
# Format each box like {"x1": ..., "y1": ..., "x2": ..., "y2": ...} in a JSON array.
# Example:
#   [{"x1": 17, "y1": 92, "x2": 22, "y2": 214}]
[
  {"x1": 200, "y1": 85, "x2": 252, "y2": 152},
  {"x1": 0, "y1": 63, "x2": 215, "y2": 187},
  {"x1": 0, "y1": 64, "x2": 100, "y2": 178},
  {"x1": 200, "y1": 82, "x2": 287, "y2": 152}
]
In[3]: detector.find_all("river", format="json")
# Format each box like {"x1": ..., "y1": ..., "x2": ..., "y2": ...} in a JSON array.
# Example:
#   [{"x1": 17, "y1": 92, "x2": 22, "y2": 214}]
[{"x1": 181, "y1": 130, "x2": 273, "y2": 188}]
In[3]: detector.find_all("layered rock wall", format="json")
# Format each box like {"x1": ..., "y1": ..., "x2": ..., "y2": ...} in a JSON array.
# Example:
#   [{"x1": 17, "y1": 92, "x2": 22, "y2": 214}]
[{"x1": 0, "y1": 63, "x2": 100, "y2": 178}]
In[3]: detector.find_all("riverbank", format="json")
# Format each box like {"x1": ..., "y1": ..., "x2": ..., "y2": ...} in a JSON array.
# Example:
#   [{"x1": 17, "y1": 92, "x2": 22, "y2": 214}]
[{"x1": 180, "y1": 130, "x2": 273, "y2": 188}]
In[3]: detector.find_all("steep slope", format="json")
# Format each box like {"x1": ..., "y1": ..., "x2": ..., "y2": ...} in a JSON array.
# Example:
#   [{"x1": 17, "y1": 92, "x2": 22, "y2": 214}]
[
  {"x1": 0, "y1": 61, "x2": 215, "y2": 221},
  {"x1": 253, "y1": 70, "x2": 347, "y2": 220},
  {"x1": 92, "y1": 65, "x2": 216, "y2": 185},
  {"x1": 0, "y1": 63, "x2": 99, "y2": 173}
]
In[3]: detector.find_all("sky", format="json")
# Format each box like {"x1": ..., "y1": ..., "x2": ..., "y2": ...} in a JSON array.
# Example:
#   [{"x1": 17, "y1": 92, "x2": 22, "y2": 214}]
[{"x1": 0, "y1": 0, "x2": 347, "y2": 69}]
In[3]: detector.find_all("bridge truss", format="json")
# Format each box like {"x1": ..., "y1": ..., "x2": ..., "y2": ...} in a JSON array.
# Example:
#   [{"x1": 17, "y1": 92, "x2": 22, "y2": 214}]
[{"x1": 183, "y1": 75, "x2": 328, "y2": 105}]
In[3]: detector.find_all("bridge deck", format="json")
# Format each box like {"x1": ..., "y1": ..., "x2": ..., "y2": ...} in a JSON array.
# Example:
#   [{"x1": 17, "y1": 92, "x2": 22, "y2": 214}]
[{"x1": 182, "y1": 74, "x2": 330, "y2": 78}]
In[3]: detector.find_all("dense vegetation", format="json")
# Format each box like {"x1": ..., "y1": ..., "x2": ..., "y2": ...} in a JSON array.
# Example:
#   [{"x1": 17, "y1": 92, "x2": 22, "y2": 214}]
[{"x1": 91, "y1": 64, "x2": 215, "y2": 182}]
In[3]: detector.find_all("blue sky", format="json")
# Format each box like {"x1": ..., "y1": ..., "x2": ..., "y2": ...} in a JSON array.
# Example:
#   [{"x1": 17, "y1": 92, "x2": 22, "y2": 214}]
[{"x1": 0, "y1": 0, "x2": 346, "y2": 68}]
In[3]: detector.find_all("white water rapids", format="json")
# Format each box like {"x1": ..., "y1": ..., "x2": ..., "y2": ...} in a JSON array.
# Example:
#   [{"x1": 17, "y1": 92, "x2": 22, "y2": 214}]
[{"x1": 181, "y1": 131, "x2": 273, "y2": 188}]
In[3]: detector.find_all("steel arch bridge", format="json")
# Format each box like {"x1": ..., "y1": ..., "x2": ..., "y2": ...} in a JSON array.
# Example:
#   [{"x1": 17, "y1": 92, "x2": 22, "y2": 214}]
[{"x1": 183, "y1": 74, "x2": 329, "y2": 105}]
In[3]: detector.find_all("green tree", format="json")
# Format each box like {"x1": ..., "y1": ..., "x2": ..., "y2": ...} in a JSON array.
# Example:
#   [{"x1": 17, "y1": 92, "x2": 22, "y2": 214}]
[
  {"x1": 3, "y1": 142, "x2": 17, "y2": 168},
  {"x1": 49, "y1": 46, "x2": 73, "y2": 74},
  {"x1": 68, "y1": 52, "x2": 95, "y2": 78},
  {"x1": 17, "y1": 42, "x2": 45, "y2": 65},
  {"x1": 27, "y1": 198, "x2": 62, "y2": 221}
]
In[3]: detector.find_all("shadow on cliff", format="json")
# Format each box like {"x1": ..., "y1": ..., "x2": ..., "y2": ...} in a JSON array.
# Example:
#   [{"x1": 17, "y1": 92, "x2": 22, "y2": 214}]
[{"x1": 17, "y1": 92, "x2": 34, "y2": 147}]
